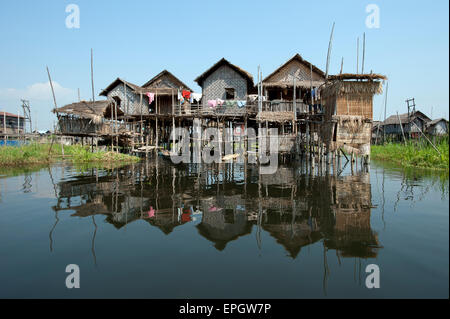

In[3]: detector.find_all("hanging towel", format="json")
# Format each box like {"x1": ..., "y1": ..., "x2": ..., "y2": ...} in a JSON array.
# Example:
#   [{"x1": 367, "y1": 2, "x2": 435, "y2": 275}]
[
  {"x1": 208, "y1": 100, "x2": 217, "y2": 108},
  {"x1": 216, "y1": 99, "x2": 224, "y2": 106},
  {"x1": 182, "y1": 90, "x2": 191, "y2": 100},
  {"x1": 237, "y1": 100, "x2": 246, "y2": 108},
  {"x1": 145, "y1": 92, "x2": 155, "y2": 105},
  {"x1": 224, "y1": 100, "x2": 234, "y2": 107},
  {"x1": 192, "y1": 93, "x2": 202, "y2": 103},
  {"x1": 148, "y1": 206, "x2": 155, "y2": 218},
  {"x1": 248, "y1": 94, "x2": 258, "y2": 102},
  {"x1": 177, "y1": 90, "x2": 182, "y2": 100}
]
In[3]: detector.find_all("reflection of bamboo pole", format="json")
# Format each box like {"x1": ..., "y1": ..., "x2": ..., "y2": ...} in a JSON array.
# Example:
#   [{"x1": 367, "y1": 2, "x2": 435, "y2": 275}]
[{"x1": 91, "y1": 216, "x2": 98, "y2": 266}]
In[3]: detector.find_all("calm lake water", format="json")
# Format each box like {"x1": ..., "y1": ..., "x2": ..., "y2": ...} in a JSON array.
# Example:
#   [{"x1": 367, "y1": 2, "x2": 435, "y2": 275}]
[{"x1": 0, "y1": 158, "x2": 448, "y2": 298}]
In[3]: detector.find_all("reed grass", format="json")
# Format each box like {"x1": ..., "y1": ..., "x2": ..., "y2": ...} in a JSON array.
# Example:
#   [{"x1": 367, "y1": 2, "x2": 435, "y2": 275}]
[
  {"x1": 372, "y1": 136, "x2": 449, "y2": 170},
  {"x1": 0, "y1": 143, "x2": 140, "y2": 167}
]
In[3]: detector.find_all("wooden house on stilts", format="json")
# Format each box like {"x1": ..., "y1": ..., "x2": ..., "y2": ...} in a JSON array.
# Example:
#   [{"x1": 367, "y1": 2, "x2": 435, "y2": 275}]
[
  {"x1": 319, "y1": 73, "x2": 387, "y2": 163},
  {"x1": 260, "y1": 54, "x2": 326, "y2": 154}
]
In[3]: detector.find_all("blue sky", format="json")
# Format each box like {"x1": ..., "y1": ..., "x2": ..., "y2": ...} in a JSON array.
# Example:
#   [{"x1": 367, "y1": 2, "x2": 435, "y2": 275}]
[{"x1": 0, "y1": 0, "x2": 448, "y2": 130}]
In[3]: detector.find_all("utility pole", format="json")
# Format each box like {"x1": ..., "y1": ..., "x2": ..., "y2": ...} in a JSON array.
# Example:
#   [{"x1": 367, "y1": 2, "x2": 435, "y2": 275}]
[{"x1": 21, "y1": 99, "x2": 32, "y2": 134}]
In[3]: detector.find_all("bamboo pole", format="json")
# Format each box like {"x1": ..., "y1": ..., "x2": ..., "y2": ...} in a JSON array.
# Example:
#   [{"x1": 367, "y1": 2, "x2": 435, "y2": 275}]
[
  {"x1": 357, "y1": 37, "x2": 359, "y2": 74},
  {"x1": 411, "y1": 120, "x2": 441, "y2": 155},
  {"x1": 361, "y1": 33, "x2": 366, "y2": 74},
  {"x1": 91, "y1": 48, "x2": 95, "y2": 103},
  {"x1": 46, "y1": 66, "x2": 63, "y2": 156},
  {"x1": 383, "y1": 82, "x2": 389, "y2": 143},
  {"x1": 325, "y1": 22, "x2": 335, "y2": 79},
  {"x1": 397, "y1": 111, "x2": 406, "y2": 145}
]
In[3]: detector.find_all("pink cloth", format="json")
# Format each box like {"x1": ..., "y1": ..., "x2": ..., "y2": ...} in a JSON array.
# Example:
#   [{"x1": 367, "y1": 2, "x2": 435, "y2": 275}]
[
  {"x1": 145, "y1": 92, "x2": 155, "y2": 105},
  {"x1": 147, "y1": 206, "x2": 155, "y2": 218},
  {"x1": 208, "y1": 100, "x2": 217, "y2": 108}
]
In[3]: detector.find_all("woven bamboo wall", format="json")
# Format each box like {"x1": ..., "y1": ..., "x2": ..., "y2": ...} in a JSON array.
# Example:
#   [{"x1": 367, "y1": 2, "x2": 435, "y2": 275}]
[
  {"x1": 107, "y1": 84, "x2": 151, "y2": 116},
  {"x1": 203, "y1": 65, "x2": 248, "y2": 101},
  {"x1": 336, "y1": 94, "x2": 373, "y2": 119}
]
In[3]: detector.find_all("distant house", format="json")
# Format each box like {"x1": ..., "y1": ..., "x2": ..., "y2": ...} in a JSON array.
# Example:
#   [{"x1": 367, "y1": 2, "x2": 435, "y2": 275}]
[
  {"x1": 382, "y1": 110, "x2": 431, "y2": 138},
  {"x1": 0, "y1": 111, "x2": 25, "y2": 136},
  {"x1": 426, "y1": 118, "x2": 449, "y2": 136}
]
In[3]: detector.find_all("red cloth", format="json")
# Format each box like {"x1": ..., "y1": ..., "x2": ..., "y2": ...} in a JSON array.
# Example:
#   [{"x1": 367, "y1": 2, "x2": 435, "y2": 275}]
[
  {"x1": 181, "y1": 213, "x2": 191, "y2": 222},
  {"x1": 182, "y1": 90, "x2": 191, "y2": 100}
]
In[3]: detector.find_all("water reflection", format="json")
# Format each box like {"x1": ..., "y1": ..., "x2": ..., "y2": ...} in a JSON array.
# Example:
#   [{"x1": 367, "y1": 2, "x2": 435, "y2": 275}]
[
  {"x1": 0, "y1": 159, "x2": 448, "y2": 298},
  {"x1": 51, "y1": 160, "x2": 380, "y2": 261}
]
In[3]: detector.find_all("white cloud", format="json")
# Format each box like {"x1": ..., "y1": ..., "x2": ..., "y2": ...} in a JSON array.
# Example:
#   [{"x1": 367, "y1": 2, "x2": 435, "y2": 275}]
[
  {"x1": 0, "y1": 81, "x2": 75, "y2": 102},
  {"x1": 0, "y1": 82, "x2": 76, "y2": 130}
]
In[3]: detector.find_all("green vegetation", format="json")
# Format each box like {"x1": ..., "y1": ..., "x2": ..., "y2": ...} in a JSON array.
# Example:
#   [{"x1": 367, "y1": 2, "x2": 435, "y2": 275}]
[
  {"x1": 372, "y1": 136, "x2": 449, "y2": 170},
  {"x1": 0, "y1": 143, "x2": 140, "y2": 167}
]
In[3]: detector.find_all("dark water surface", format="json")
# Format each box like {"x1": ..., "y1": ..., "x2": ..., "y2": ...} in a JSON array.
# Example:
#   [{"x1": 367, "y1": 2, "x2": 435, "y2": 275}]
[{"x1": 0, "y1": 159, "x2": 448, "y2": 298}]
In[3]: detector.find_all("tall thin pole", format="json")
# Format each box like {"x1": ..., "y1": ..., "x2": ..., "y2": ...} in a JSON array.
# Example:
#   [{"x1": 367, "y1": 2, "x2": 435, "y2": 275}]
[
  {"x1": 325, "y1": 22, "x2": 335, "y2": 79},
  {"x1": 340, "y1": 57, "x2": 344, "y2": 74},
  {"x1": 17, "y1": 107, "x2": 20, "y2": 137},
  {"x1": 47, "y1": 66, "x2": 58, "y2": 112},
  {"x1": 78, "y1": 88, "x2": 81, "y2": 102},
  {"x1": 397, "y1": 111, "x2": 406, "y2": 145},
  {"x1": 383, "y1": 82, "x2": 389, "y2": 143},
  {"x1": 356, "y1": 37, "x2": 359, "y2": 74},
  {"x1": 91, "y1": 49, "x2": 95, "y2": 103},
  {"x1": 46, "y1": 66, "x2": 62, "y2": 155},
  {"x1": 361, "y1": 33, "x2": 366, "y2": 74}
]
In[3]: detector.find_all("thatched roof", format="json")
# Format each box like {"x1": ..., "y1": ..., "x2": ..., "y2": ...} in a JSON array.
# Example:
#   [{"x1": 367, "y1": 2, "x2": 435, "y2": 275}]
[
  {"x1": 99, "y1": 78, "x2": 142, "y2": 96},
  {"x1": 256, "y1": 111, "x2": 295, "y2": 123},
  {"x1": 53, "y1": 100, "x2": 110, "y2": 124},
  {"x1": 328, "y1": 73, "x2": 387, "y2": 81},
  {"x1": 142, "y1": 69, "x2": 192, "y2": 91},
  {"x1": 383, "y1": 111, "x2": 431, "y2": 125},
  {"x1": 263, "y1": 54, "x2": 325, "y2": 89},
  {"x1": 195, "y1": 58, "x2": 254, "y2": 87},
  {"x1": 321, "y1": 80, "x2": 383, "y2": 99}
]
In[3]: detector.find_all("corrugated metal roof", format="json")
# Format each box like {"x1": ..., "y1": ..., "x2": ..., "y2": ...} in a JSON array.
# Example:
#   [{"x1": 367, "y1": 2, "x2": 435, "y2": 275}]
[{"x1": 0, "y1": 111, "x2": 25, "y2": 118}]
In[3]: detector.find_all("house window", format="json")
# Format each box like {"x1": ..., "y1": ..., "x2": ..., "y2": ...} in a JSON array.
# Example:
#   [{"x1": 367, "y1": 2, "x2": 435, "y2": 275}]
[{"x1": 225, "y1": 88, "x2": 235, "y2": 100}]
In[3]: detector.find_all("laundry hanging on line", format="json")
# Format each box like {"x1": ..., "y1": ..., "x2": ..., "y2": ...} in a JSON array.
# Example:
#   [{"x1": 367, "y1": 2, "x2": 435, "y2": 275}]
[
  {"x1": 182, "y1": 90, "x2": 191, "y2": 100},
  {"x1": 145, "y1": 92, "x2": 155, "y2": 105},
  {"x1": 208, "y1": 100, "x2": 217, "y2": 108},
  {"x1": 237, "y1": 100, "x2": 246, "y2": 108},
  {"x1": 191, "y1": 93, "x2": 202, "y2": 103}
]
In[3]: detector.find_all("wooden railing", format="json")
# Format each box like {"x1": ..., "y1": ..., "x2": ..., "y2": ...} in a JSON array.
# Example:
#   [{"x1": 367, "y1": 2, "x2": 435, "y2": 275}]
[{"x1": 150, "y1": 100, "x2": 323, "y2": 117}]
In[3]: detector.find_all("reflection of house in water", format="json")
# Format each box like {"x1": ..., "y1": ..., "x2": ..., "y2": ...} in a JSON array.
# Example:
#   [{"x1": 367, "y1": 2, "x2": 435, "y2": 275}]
[
  {"x1": 197, "y1": 209, "x2": 252, "y2": 251},
  {"x1": 51, "y1": 161, "x2": 380, "y2": 259},
  {"x1": 324, "y1": 174, "x2": 379, "y2": 258},
  {"x1": 52, "y1": 164, "x2": 191, "y2": 234}
]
